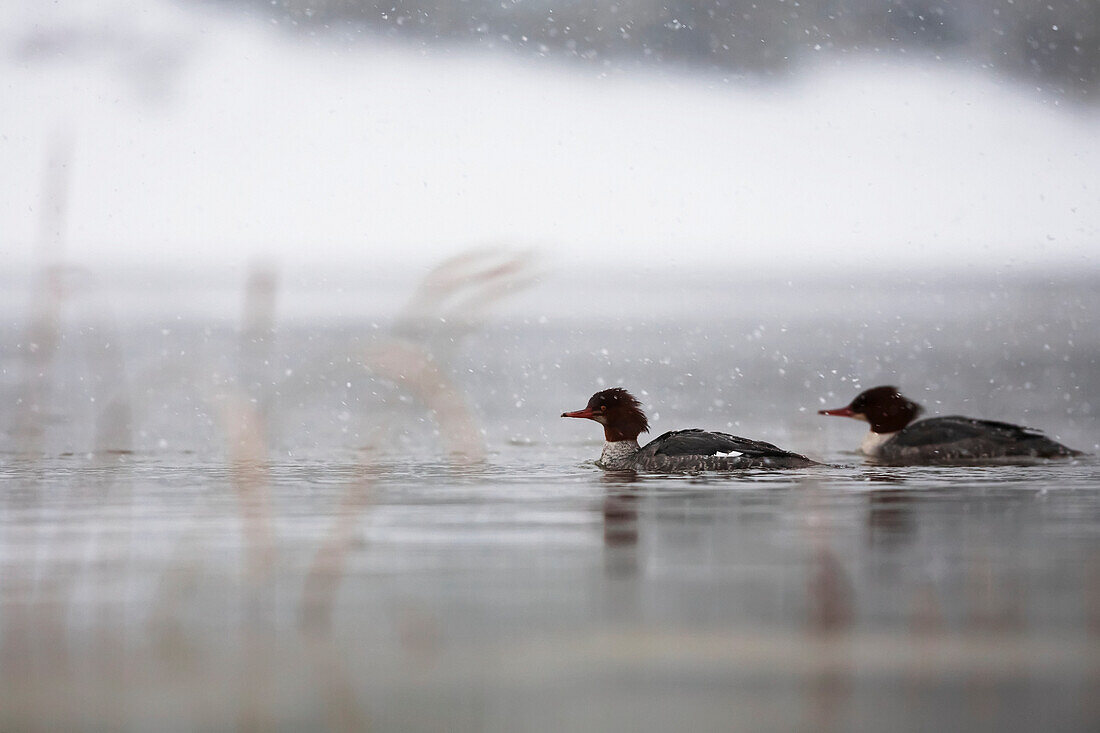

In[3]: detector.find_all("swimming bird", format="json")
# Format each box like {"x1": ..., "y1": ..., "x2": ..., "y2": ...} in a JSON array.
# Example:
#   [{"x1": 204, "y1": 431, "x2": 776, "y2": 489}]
[
  {"x1": 818, "y1": 385, "x2": 1082, "y2": 462},
  {"x1": 562, "y1": 388, "x2": 817, "y2": 471}
]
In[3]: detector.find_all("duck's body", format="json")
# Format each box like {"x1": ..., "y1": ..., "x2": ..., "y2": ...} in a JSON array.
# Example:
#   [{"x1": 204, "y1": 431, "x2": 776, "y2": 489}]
[
  {"x1": 601, "y1": 429, "x2": 816, "y2": 471},
  {"x1": 564, "y1": 388, "x2": 816, "y2": 472},
  {"x1": 860, "y1": 416, "x2": 1080, "y2": 462},
  {"x1": 820, "y1": 386, "x2": 1082, "y2": 463}
]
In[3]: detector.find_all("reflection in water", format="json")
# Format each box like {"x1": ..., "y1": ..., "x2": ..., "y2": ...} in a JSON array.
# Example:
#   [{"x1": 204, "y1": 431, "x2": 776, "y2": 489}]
[
  {"x1": 867, "y1": 490, "x2": 917, "y2": 548},
  {"x1": 601, "y1": 492, "x2": 639, "y2": 549},
  {"x1": 603, "y1": 492, "x2": 640, "y2": 576},
  {"x1": 1087, "y1": 552, "x2": 1100, "y2": 726},
  {"x1": 964, "y1": 554, "x2": 1022, "y2": 724},
  {"x1": 798, "y1": 473, "x2": 857, "y2": 733},
  {"x1": 600, "y1": 470, "x2": 641, "y2": 578},
  {"x1": 805, "y1": 545, "x2": 855, "y2": 731},
  {"x1": 300, "y1": 474, "x2": 373, "y2": 634},
  {"x1": 808, "y1": 548, "x2": 855, "y2": 635}
]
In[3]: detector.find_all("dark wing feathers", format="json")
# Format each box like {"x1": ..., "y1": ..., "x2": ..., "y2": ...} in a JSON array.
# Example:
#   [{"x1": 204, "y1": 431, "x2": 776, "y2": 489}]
[
  {"x1": 888, "y1": 416, "x2": 1080, "y2": 459},
  {"x1": 639, "y1": 429, "x2": 794, "y2": 459},
  {"x1": 893, "y1": 416, "x2": 1048, "y2": 447}
]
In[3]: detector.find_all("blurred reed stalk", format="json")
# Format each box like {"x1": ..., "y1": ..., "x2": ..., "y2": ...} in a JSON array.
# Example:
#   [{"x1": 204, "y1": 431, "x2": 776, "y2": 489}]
[
  {"x1": 11, "y1": 134, "x2": 73, "y2": 455},
  {"x1": 221, "y1": 392, "x2": 276, "y2": 585},
  {"x1": 300, "y1": 249, "x2": 540, "y2": 629},
  {"x1": 395, "y1": 247, "x2": 537, "y2": 338},
  {"x1": 298, "y1": 250, "x2": 537, "y2": 727},
  {"x1": 230, "y1": 264, "x2": 281, "y2": 732},
  {"x1": 1, "y1": 137, "x2": 76, "y2": 708},
  {"x1": 228, "y1": 262, "x2": 281, "y2": 586},
  {"x1": 2, "y1": 244, "x2": 534, "y2": 728}
]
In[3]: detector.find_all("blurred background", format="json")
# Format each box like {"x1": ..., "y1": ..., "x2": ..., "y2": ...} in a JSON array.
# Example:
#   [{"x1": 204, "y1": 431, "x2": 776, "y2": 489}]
[
  {"x1": 2, "y1": 2, "x2": 1099, "y2": 731},
  {"x1": 3, "y1": 0, "x2": 1098, "y2": 275}
]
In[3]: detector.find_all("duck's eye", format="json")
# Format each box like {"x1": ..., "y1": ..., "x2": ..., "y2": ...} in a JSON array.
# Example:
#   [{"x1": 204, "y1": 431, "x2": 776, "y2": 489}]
[{"x1": 598, "y1": 405, "x2": 607, "y2": 412}]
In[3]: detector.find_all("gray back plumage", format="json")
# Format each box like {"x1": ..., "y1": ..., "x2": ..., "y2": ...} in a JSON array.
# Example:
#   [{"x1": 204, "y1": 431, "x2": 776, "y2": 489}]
[{"x1": 885, "y1": 416, "x2": 1080, "y2": 459}]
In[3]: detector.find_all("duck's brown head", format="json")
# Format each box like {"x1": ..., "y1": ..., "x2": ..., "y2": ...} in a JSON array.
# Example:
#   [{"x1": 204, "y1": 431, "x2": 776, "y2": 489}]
[
  {"x1": 818, "y1": 385, "x2": 923, "y2": 434},
  {"x1": 562, "y1": 388, "x2": 650, "y2": 442}
]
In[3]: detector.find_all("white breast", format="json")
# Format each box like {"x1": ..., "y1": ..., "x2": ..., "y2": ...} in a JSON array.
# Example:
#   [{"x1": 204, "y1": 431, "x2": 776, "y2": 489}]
[
  {"x1": 860, "y1": 430, "x2": 898, "y2": 456},
  {"x1": 600, "y1": 440, "x2": 640, "y2": 466}
]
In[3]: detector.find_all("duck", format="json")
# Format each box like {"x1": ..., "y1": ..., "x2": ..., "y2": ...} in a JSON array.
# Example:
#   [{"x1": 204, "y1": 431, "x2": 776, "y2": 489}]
[
  {"x1": 562, "y1": 388, "x2": 817, "y2": 471},
  {"x1": 818, "y1": 385, "x2": 1082, "y2": 462}
]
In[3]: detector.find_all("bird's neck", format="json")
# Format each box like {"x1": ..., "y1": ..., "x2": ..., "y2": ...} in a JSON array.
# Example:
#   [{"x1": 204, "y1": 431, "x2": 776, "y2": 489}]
[
  {"x1": 600, "y1": 439, "x2": 640, "y2": 466},
  {"x1": 604, "y1": 424, "x2": 641, "y2": 442},
  {"x1": 861, "y1": 430, "x2": 898, "y2": 456}
]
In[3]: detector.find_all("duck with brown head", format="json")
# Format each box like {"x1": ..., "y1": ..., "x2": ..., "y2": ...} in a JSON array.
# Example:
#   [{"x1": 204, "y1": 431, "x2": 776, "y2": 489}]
[
  {"x1": 562, "y1": 388, "x2": 817, "y2": 471},
  {"x1": 819, "y1": 386, "x2": 1083, "y2": 462}
]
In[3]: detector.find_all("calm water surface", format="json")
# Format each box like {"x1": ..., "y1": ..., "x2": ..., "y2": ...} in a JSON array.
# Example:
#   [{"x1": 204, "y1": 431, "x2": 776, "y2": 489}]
[{"x1": 1, "y1": 272, "x2": 1098, "y2": 731}]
